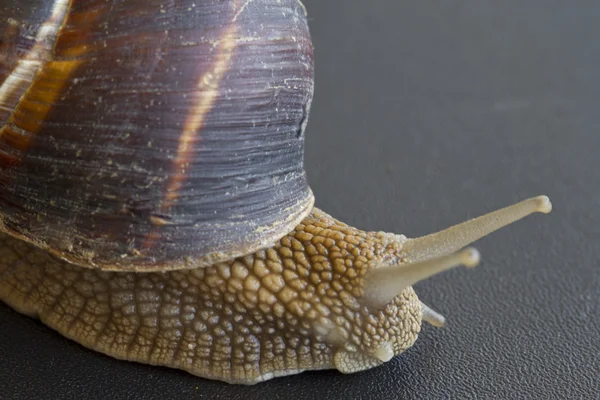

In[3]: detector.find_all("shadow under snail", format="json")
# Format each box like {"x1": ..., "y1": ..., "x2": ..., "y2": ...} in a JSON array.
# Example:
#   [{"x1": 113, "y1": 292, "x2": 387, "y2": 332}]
[{"x1": 0, "y1": 0, "x2": 552, "y2": 385}]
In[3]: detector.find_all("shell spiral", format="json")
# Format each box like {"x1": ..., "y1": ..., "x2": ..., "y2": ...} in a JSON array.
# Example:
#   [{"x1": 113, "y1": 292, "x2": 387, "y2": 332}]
[{"x1": 0, "y1": 0, "x2": 315, "y2": 271}]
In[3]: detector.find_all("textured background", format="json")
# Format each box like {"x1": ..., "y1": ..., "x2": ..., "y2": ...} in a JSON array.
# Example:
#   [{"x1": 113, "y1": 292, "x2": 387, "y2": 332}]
[{"x1": 1, "y1": 0, "x2": 599, "y2": 399}]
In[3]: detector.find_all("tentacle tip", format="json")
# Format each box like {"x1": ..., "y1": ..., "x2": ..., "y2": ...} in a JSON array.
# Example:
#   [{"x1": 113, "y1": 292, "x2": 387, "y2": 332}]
[
  {"x1": 427, "y1": 314, "x2": 446, "y2": 328},
  {"x1": 431, "y1": 316, "x2": 446, "y2": 328},
  {"x1": 460, "y1": 247, "x2": 480, "y2": 268},
  {"x1": 421, "y1": 302, "x2": 446, "y2": 327},
  {"x1": 534, "y1": 195, "x2": 552, "y2": 214}
]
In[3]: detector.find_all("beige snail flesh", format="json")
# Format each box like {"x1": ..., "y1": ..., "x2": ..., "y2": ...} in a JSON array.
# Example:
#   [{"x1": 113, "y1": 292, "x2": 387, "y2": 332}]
[{"x1": 0, "y1": 197, "x2": 551, "y2": 384}]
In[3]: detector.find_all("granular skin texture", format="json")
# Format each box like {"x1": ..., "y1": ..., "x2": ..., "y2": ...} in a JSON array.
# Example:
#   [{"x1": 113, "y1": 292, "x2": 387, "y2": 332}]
[{"x1": 0, "y1": 208, "x2": 422, "y2": 384}]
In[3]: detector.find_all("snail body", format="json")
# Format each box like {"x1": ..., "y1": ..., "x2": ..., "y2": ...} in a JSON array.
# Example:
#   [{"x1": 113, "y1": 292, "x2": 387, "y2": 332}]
[{"x1": 0, "y1": 0, "x2": 551, "y2": 384}]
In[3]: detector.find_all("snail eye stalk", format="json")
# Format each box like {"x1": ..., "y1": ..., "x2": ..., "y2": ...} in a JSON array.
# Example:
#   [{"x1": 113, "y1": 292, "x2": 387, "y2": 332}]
[
  {"x1": 402, "y1": 196, "x2": 552, "y2": 262},
  {"x1": 362, "y1": 196, "x2": 552, "y2": 309},
  {"x1": 363, "y1": 248, "x2": 480, "y2": 309}
]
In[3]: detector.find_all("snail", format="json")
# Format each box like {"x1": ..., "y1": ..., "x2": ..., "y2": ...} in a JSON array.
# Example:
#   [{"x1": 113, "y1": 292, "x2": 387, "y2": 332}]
[{"x1": 0, "y1": 0, "x2": 552, "y2": 385}]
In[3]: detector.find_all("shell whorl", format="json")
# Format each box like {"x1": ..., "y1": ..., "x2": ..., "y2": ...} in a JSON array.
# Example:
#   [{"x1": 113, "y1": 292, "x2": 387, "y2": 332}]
[{"x1": 0, "y1": 0, "x2": 315, "y2": 271}]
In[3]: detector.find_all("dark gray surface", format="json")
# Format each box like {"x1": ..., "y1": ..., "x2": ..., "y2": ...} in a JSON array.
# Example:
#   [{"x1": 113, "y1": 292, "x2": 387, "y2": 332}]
[{"x1": 1, "y1": 1, "x2": 599, "y2": 399}]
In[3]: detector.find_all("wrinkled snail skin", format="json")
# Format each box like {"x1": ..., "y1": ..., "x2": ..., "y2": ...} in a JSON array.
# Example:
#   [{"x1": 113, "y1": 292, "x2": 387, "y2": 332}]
[
  {"x1": 0, "y1": 210, "x2": 422, "y2": 384},
  {"x1": 0, "y1": 0, "x2": 553, "y2": 385},
  {"x1": 0, "y1": 198, "x2": 553, "y2": 384}
]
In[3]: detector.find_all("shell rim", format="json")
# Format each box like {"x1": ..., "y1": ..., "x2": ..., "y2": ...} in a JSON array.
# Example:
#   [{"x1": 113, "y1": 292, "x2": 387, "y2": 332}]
[{"x1": 0, "y1": 189, "x2": 315, "y2": 272}]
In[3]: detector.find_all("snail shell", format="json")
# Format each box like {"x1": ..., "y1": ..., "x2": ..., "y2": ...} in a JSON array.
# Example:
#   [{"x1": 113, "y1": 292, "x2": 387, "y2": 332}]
[{"x1": 0, "y1": 0, "x2": 314, "y2": 271}]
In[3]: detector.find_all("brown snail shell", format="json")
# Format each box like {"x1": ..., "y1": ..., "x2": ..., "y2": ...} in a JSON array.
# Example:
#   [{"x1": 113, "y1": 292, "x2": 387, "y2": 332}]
[{"x1": 0, "y1": 0, "x2": 314, "y2": 272}]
